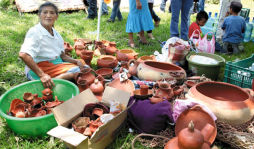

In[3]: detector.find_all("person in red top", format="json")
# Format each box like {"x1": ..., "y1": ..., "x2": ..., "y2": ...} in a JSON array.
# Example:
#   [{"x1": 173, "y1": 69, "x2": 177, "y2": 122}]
[{"x1": 188, "y1": 11, "x2": 208, "y2": 39}]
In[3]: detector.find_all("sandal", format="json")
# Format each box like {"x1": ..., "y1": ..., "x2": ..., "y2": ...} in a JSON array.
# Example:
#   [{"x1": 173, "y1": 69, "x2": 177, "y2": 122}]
[{"x1": 127, "y1": 42, "x2": 139, "y2": 48}]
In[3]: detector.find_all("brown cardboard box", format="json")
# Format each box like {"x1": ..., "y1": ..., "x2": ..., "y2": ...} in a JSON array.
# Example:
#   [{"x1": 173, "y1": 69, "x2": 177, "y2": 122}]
[{"x1": 47, "y1": 87, "x2": 131, "y2": 149}]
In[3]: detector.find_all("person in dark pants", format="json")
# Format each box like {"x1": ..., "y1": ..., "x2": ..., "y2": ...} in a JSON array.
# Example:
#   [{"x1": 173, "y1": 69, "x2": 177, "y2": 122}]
[
  {"x1": 84, "y1": 0, "x2": 97, "y2": 19},
  {"x1": 107, "y1": 0, "x2": 123, "y2": 22},
  {"x1": 146, "y1": 0, "x2": 161, "y2": 39}
]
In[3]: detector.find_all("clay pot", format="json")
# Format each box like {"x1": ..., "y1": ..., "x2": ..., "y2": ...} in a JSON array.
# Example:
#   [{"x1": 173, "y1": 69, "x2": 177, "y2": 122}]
[
  {"x1": 185, "y1": 81, "x2": 197, "y2": 88},
  {"x1": 64, "y1": 42, "x2": 73, "y2": 52},
  {"x1": 72, "y1": 117, "x2": 90, "y2": 134},
  {"x1": 81, "y1": 50, "x2": 94, "y2": 66},
  {"x1": 137, "y1": 55, "x2": 156, "y2": 63},
  {"x1": 153, "y1": 81, "x2": 174, "y2": 101},
  {"x1": 92, "y1": 108, "x2": 104, "y2": 116},
  {"x1": 23, "y1": 92, "x2": 34, "y2": 103},
  {"x1": 121, "y1": 61, "x2": 129, "y2": 69},
  {"x1": 105, "y1": 42, "x2": 118, "y2": 55},
  {"x1": 9, "y1": 99, "x2": 25, "y2": 111},
  {"x1": 41, "y1": 88, "x2": 53, "y2": 102},
  {"x1": 45, "y1": 101, "x2": 57, "y2": 108},
  {"x1": 15, "y1": 111, "x2": 26, "y2": 118},
  {"x1": 96, "y1": 75, "x2": 106, "y2": 86},
  {"x1": 173, "y1": 86, "x2": 184, "y2": 96},
  {"x1": 101, "y1": 39, "x2": 110, "y2": 47},
  {"x1": 90, "y1": 79, "x2": 104, "y2": 95},
  {"x1": 157, "y1": 78, "x2": 177, "y2": 88},
  {"x1": 107, "y1": 78, "x2": 135, "y2": 95},
  {"x1": 133, "y1": 89, "x2": 153, "y2": 99},
  {"x1": 31, "y1": 94, "x2": 42, "y2": 106},
  {"x1": 74, "y1": 68, "x2": 96, "y2": 85},
  {"x1": 77, "y1": 77, "x2": 89, "y2": 93},
  {"x1": 95, "y1": 68, "x2": 113, "y2": 79},
  {"x1": 186, "y1": 81, "x2": 254, "y2": 125},
  {"x1": 74, "y1": 39, "x2": 87, "y2": 56},
  {"x1": 116, "y1": 49, "x2": 139, "y2": 62},
  {"x1": 150, "y1": 96, "x2": 165, "y2": 104},
  {"x1": 137, "y1": 61, "x2": 186, "y2": 83},
  {"x1": 112, "y1": 67, "x2": 131, "y2": 80},
  {"x1": 83, "y1": 127, "x2": 92, "y2": 137},
  {"x1": 127, "y1": 59, "x2": 140, "y2": 77},
  {"x1": 97, "y1": 55, "x2": 118, "y2": 68},
  {"x1": 88, "y1": 120, "x2": 103, "y2": 133},
  {"x1": 95, "y1": 41, "x2": 105, "y2": 49},
  {"x1": 175, "y1": 105, "x2": 217, "y2": 145},
  {"x1": 12, "y1": 105, "x2": 26, "y2": 115}
]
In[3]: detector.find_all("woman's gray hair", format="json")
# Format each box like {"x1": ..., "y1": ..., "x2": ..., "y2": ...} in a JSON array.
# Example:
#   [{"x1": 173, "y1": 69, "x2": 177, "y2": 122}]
[{"x1": 38, "y1": 2, "x2": 59, "y2": 15}]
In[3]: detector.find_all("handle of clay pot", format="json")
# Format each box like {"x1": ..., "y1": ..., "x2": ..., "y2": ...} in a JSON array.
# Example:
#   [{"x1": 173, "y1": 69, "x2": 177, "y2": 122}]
[
  {"x1": 74, "y1": 72, "x2": 82, "y2": 82},
  {"x1": 243, "y1": 88, "x2": 254, "y2": 97},
  {"x1": 90, "y1": 69, "x2": 97, "y2": 76},
  {"x1": 134, "y1": 53, "x2": 139, "y2": 59},
  {"x1": 153, "y1": 82, "x2": 159, "y2": 92},
  {"x1": 169, "y1": 71, "x2": 184, "y2": 77},
  {"x1": 128, "y1": 59, "x2": 136, "y2": 67},
  {"x1": 150, "y1": 55, "x2": 156, "y2": 59},
  {"x1": 190, "y1": 105, "x2": 204, "y2": 111}
]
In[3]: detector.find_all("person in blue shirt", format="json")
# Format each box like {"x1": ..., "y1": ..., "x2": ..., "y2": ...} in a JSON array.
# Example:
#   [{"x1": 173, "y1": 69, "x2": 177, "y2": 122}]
[{"x1": 221, "y1": 1, "x2": 246, "y2": 54}]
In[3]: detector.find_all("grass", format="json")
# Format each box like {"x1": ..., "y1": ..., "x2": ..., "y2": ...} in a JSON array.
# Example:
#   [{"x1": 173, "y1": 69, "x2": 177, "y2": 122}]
[{"x1": 0, "y1": 0, "x2": 254, "y2": 148}]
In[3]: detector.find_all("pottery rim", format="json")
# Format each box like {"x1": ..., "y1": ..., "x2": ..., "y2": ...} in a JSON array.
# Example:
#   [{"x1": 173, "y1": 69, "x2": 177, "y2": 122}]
[{"x1": 141, "y1": 61, "x2": 183, "y2": 73}]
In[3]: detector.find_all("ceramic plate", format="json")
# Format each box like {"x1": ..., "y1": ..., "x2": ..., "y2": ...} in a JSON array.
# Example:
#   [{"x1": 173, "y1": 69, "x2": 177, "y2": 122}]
[{"x1": 133, "y1": 89, "x2": 153, "y2": 99}]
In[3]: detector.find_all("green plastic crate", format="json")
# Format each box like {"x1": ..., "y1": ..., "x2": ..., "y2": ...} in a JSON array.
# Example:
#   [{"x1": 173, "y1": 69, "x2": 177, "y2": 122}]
[
  {"x1": 239, "y1": 8, "x2": 250, "y2": 19},
  {"x1": 223, "y1": 54, "x2": 254, "y2": 88}
]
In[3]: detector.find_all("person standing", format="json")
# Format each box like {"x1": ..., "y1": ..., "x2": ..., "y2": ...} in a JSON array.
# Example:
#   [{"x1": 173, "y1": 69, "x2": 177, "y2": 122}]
[
  {"x1": 107, "y1": 0, "x2": 123, "y2": 22},
  {"x1": 170, "y1": 0, "x2": 194, "y2": 40},
  {"x1": 84, "y1": 0, "x2": 108, "y2": 20},
  {"x1": 198, "y1": 0, "x2": 205, "y2": 12},
  {"x1": 146, "y1": 0, "x2": 161, "y2": 39}
]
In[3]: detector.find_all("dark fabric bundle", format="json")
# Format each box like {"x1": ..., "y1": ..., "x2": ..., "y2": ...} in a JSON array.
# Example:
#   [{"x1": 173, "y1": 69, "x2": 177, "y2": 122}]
[{"x1": 127, "y1": 96, "x2": 174, "y2": 134}]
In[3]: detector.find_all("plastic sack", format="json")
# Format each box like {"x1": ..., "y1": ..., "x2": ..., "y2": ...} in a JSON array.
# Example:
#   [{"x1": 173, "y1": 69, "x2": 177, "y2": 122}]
[
  {"x1": 200, "y1": 32, "x2": 215, "y2": 54},
  {"x1": 189, "y1": 55, "x2": 218, "y2": 65}
]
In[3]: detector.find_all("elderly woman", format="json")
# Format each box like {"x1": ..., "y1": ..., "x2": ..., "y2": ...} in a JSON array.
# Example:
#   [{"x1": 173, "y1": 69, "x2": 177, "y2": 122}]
[{"x1": 19, "y1": 2, "x2": 87, "y2": 89}]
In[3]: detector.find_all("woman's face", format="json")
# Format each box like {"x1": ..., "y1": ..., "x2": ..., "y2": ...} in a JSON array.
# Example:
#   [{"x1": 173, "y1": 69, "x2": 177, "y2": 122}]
[{"x1": 39, "y1": 6, "x2": 58, "y2": 27}]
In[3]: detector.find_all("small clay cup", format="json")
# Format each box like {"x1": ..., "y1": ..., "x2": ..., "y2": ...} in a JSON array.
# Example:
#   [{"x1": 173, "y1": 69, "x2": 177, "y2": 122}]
[{"x1": 140, "y1": 85, "x2": 149, "y2": 95}]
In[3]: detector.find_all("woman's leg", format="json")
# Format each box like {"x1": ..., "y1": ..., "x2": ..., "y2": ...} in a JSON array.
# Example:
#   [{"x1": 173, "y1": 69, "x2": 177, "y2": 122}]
[
  {"x1": 180, "y1": 0, "x2": 193, "y2": 40},
  {"x1": 139, "y1": 30, "x2": 148, "y2": 43},
  {"x1": 147, "y1": 30, "x2": 155, "y2": 39},
  {"x1": 128, "y1": 33, "x2": 136, "y2": 47}
]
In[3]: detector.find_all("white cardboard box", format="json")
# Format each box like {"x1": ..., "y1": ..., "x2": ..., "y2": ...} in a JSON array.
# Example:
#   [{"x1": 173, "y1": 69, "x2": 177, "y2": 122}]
[{"x1": 47, "y1": 87, "x2": 131, "y2": 149}]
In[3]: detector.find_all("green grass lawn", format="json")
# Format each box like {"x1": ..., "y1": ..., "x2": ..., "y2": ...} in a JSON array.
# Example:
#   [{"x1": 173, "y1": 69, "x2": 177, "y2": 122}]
[{"x1": 1, "y1": 0, "x2": 254, "y2": 148}]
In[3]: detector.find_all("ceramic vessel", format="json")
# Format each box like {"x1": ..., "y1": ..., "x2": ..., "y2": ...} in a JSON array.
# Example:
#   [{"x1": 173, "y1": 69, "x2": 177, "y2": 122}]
[
  {"x1": 112, "y1": 67, "x2": 131, "y2": 80},
  {"x1": 127, "y1": 59, "x2": 140, "y2": 77},
  {"x1": 116, "y1": 49, "x2": 139, "y2": 62},
  {"x1": 23, "y1": 92, "x2": 34, "y2": 103},
  {"x1": 31, "y1": 94, "x2": 42, "y2": 106},
  {"x1": 41, "y1": 88, "x2": 53, "y2": 102},
  {"x1": 186, "y1": 81, "x2": 254, "y2": 125},
  {"x1": 12, "y1": 105, "x2": 26, "y2": 115},
  {"x1": 81, "y1": 50, "x2": 93, "y2": 66},
  {"x1": 173, "y1": 86, "x2": 184, "y2": 96},
  {"x1": 107, "y1": 78, "x2": 135, "y2": 95},
  {"x1": 97, "y1": 55, "x2": 118, "y2": 68},
  {"x1": 185, "y1": 81, "x2": 197, "y2": 88},
  {"x1": 133, "y1": 89, "x2": 153, "y2": 99},
  {"x1": 9, "y1": 99, "x2": 25, "y2": 111},
  {"x1": 153, "y1": 81, "x2": 174, "y2": 101},
  {"x1": 77, "y1": 77, "x2": 89, "y2": 93},
  {"x1": 74, "y1": 68, "x2": 96, "y2": 85},
  {"x1": 105, "y1": 42, "x2": 118, "y2": 55},
  {"x1": 74, "y1": 39, "x2": 87, "y2": 57},
  {"x1": 137, "y1": 61, "x2": 186, "y2": 83},
  {"x1": 121, "y1": 61, "x2": 129, "y2": 69},
  {"x1": 150, "y1": 96, "x2": 165, "y2": 104},
  {"x1": 64, "y1": 42, "x2": 73, "y2": 52},
  {"x1": 175, "y1": 105, "x2": 217, "y2": 145},
  {"x1": 140, "y1": 85, "x2": 149, "y2": 95},
  {"x1": 95, "y1": 68, "x2": 113, "y2": 79},
  {"x1": 94, "y1": 47, "x2": 106, "y2": 56},
  {"x1": 72, "y1": 117, "x2": 90, "y2": 134},
  {"x1": 137, "y1": 55, "x2": 156, "y2": 63},
  {"x1": 96, "y1": 75, "x2": 106, "y2": 86},
  {"x1": 90, "y1": 79, "x2": 104, "y2": 95},
  {"x1": 92, "y1": 108, "x2": 104, "y2": 116},
  {"x1": 101, "y1": 39, "x2": 110, "y2": 47},
  {"x1": 89, "y1": 120, "x2": 103, "y2": 133}
]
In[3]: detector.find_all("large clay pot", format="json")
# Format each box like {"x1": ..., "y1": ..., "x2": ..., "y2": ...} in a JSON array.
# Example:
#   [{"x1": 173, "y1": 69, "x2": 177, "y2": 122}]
[
  {"x1": 116, "y1": 49, "x2": 139, "y2": 62},
  {"x1": 137, "y1": 55, "x2": 156, "y2": 63},
  {"x1": 90, "y1": 79, "x2": 104, "y2": 95},
  {"x1": 74, "y1": 68, "x2": 96, "y2": 85},
  {"x1": 77, "y1": 77, "x2": 90, "y2": 93},
  {"x1": 186, "y1": 81, "x2": 254, "y2": 125},
  {"x1": 127, "y1": 59, "x2": 140, "y2": 77},
  {"x1": 81, "y1": 50, "x2": 94, "y2": 66},
  {"x1": 105, "y1": 42, "x2": 118, "y2": 55},
  {"x1": 175, "y1": 105, "x2": 217, "y2": 145},
  {"x1": 106, "y1": 79, "x2": 135, "y2": 95},
  {"x1": 137, "y1": 61, "x2": 186, "y2": 83},
  {"x1": 153, "y1": 81, "x2": 174, "y2": 101},
  {"x1": 97, "y1": 55, "x2": 118, "y2": 68}
]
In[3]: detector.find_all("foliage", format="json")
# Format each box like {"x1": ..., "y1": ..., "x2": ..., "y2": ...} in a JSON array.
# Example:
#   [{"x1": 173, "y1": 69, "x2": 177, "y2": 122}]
[{"x1": 0, "y1": 0, "x2": 10, "y2": 8}]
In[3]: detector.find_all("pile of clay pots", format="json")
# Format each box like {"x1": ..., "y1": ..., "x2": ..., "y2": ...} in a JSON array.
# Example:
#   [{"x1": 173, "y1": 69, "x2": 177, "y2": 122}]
[{"x1": 7, "y1": 88, "x2": 64, "y2": 118}]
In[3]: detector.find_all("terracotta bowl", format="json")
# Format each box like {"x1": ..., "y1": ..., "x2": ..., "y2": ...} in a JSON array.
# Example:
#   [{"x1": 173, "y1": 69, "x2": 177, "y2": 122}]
[
  {"x1": 187, "y1": 81, "x2": 254, "y2": 125},
  {"x1": 185, "y1": 81, "x2": 197, "y2": 88},
  {"x1": 175, "y1": 105, "x2": 217, "y2": 145},
  {"x1": 107, "y1": 79, "x2": 135, "y2": 96},
  {"x1": 95, "y1": 68, "x2": 113, "y2": 79},
  {"x1": 133, "y1": 89, "x2": 153, "y2": 99}
]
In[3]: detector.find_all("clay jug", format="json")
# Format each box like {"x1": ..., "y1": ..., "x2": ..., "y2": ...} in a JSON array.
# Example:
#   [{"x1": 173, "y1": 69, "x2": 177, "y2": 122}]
[
  {"x1": 90, "y1": 79, "x2": 104, "y2": 95},
  {"x1": 74, "y1": 68, "x2": 96, "y2": 85},
  {"x1": 81, "y1": 50, "x2": 94, "y2": 66},
  {"x1": 105, "y1": 42, "x2": 118, "y2": 55},
  {"x1": 150, "y1": 96, "x2": 165, "y2": 104},
  {"x1": 41, "y1": 88, "x2": 53, "y2": 102},
  {"x1": 116, "y1": 49, "x2": 139, "y2": 62},
  {"x1": 77, "y1": 77, "x2": 89, "y2": 93},
  {"x1": 97, "y1": 55, "x2": 118, "y2": 68},
  {"x1": 64, "y1": 42, "x2": 73, "y2": 52},
  {"x1": 153, "y1": 81, "x2": 174, "y2": 101},
  {"x1": 127, "y1": 59, "x2": 140, "y2": 77},
  {"x1": 74, "y1": 39, "x2": 86, "y2": 56},
  {"x1": 173, "y1": 86, "x2": 184, "y2": 96}
]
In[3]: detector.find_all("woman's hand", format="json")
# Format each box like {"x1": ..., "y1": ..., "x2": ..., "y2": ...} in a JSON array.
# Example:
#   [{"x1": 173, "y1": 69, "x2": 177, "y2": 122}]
[
  {"x1": 136, "y1": 0, "x2": 142, "y2": 10},
  {"x1": 40, "y1": 74, "x2": 55, "y2": 89}
]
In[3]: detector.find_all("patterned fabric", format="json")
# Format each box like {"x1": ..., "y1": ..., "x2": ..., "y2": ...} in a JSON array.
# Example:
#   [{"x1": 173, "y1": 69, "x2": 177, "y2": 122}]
[{"x1": 166, "y1": 41, "x2": 190, "y2": 65}]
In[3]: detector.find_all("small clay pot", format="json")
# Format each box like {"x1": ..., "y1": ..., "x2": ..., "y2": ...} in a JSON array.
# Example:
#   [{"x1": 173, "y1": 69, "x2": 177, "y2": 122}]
[
  {"x1": 23, "y1": 92, "x2": 34, "y2": 103},
  {"x1": 150, "y1": 96, "x2": 165, "y2": 104},
  {"x1": 12, "y1": 105, "x2": 26, "y2": 115},
  {"x1": 81, "y1": 50, "x2": 94, "y2": 66},
  {"x1": 116, "y1": 49, "x2": 139, "y2": 62},
  {"x1": 83, "y1": 127, "x2": 92, "y2": 137},
  {"x1": 92, "y1": 108, "x2": 104, "y2": 117},
  {"x1": 31, "y1": 94, "x2": 42, "y2": 106},
  {"x1": 97, "y1": 55, "x2": 118, "y2": 68},
  {"x1": 105, "y1": 42, "x2": 118, "y2": 55},
  {"x1": 77, "y1": 77, "x2": 89, "y2": 93},
  {"x1": 9, "y1": 99, "x2": 25, "y2": 111},
  {"x1": 140, "y1": 85, "x2": 149, "y2": 95},
  {"x1": 95, "y1": 68, "x2": 113, "y2": 79},
  {"x1": 74, "y1": 68, "x2": 96, "y2": 85},
  {"x1": 41, "y1": 88, "x2": 53, "y2": 102},
  {"x1": 90, "y1": 79, "x2": 104, "y2": 95},
  {"x1": 15, "y1": 111, "x2": 26, "y2": 118},
  {"x1": 112, "y1": 67, "x2": 131, "y2": 80},
  {"x1": 72, "y1": 117, "x2": 90, "y2": 134},
  {"x1": 173, "y1": 86, "x2": 184, "y2": 96},
  {"x1": 137, "y1": 55, "x2": 156, "y2": 63},
  {"x1": 153, "y1": 82, "x2": 174, "y2": 101},
  {"x1": 127, "y1": 59, "x2": 140, "y2": 77},
  {"x1": 185, "y1": 81, "x2": 197, "y2": 88},
  {"x1": 64, "y1": 42, "x2": 73, "y2": 52}
]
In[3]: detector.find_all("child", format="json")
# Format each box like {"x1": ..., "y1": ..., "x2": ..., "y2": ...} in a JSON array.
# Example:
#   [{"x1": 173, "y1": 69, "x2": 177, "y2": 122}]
[
  {"x1": 221, "y1": 1, "x2": 246, "y2": 54},
  {"x1": 107, "y1": 0, "x2": 122, "y2": 23},
  {"x1": 188, "y1": 11, "x2": 208, "y2": 39}
]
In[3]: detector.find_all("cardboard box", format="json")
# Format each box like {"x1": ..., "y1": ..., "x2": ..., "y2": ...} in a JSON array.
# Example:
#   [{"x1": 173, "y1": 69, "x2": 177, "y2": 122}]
[{"x1": 47, "y1": 87, "x2": 131, "y2": 149}]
